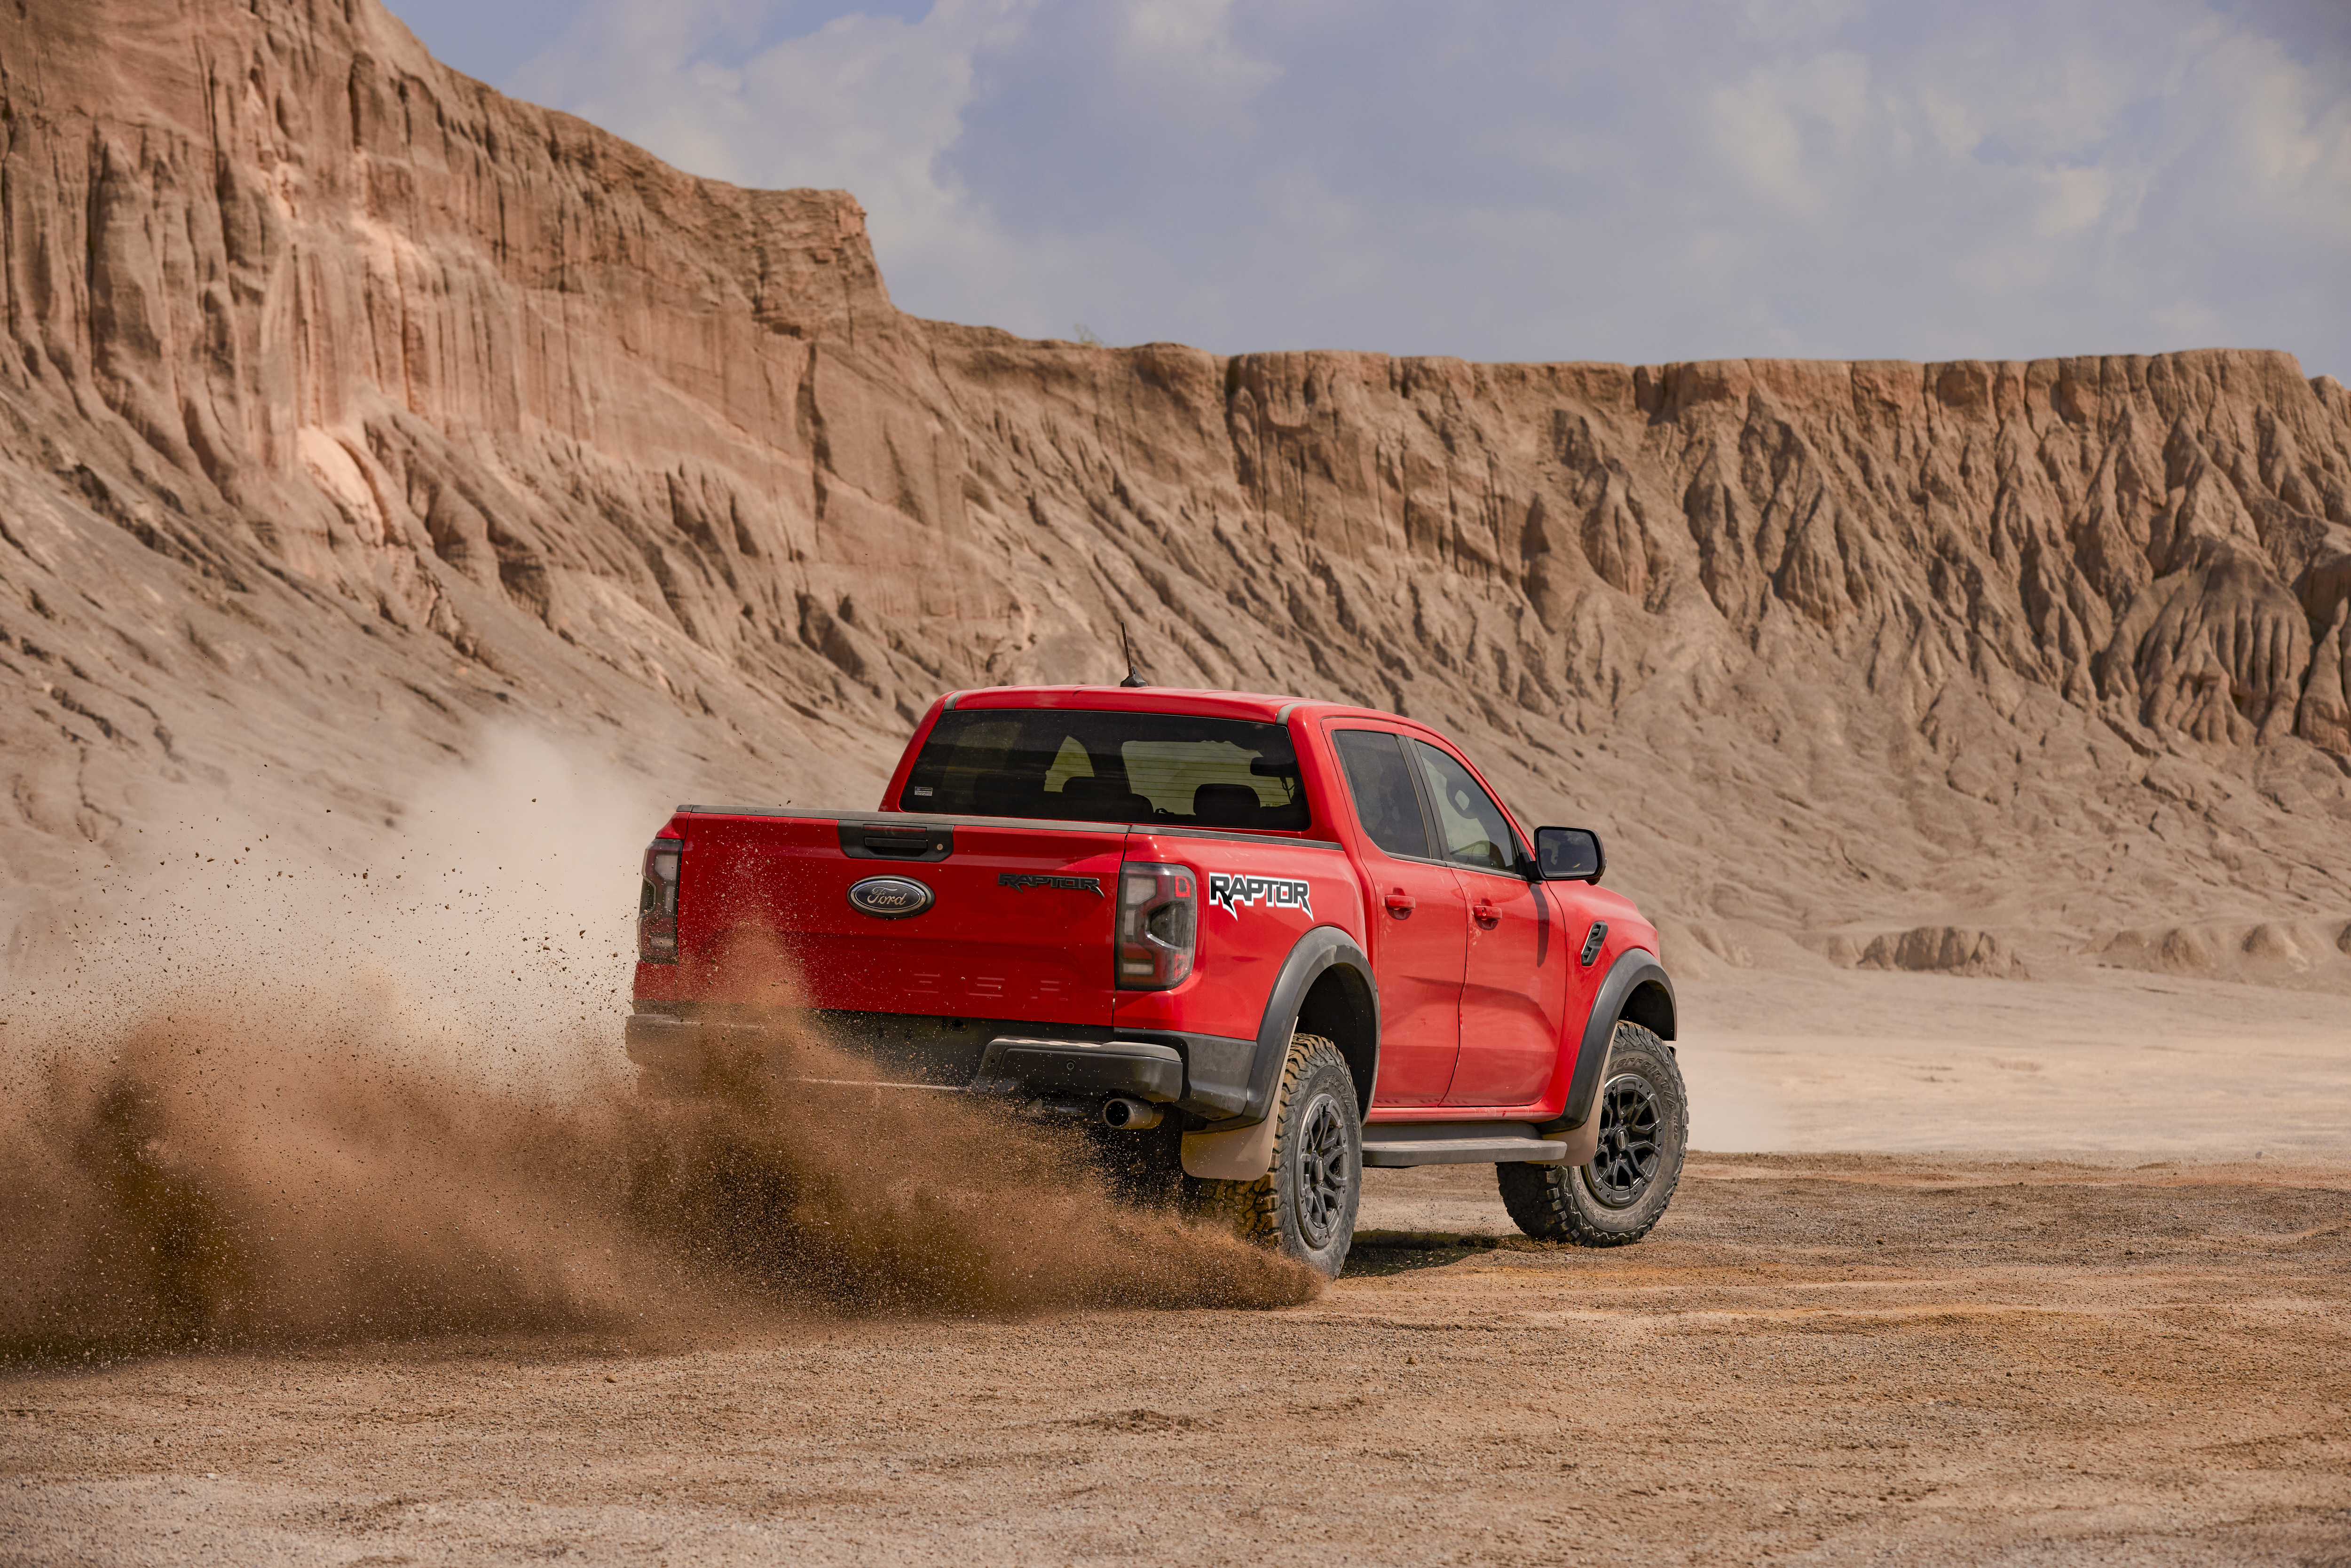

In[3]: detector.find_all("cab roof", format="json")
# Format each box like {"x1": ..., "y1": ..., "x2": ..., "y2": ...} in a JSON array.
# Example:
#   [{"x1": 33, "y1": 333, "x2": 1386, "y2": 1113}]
[
  {"x1": 941, "y1": 684, "x2": 1421, "y2": 729},
  {"x1": 947, "y1": 685, "x2": 1295, "y2": 722}
]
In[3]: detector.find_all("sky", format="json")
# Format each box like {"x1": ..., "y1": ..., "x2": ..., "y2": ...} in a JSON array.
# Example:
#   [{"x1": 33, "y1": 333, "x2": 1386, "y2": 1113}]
[{"x1": 384, "y1": 0, "x2": 2350, "y2": 378}]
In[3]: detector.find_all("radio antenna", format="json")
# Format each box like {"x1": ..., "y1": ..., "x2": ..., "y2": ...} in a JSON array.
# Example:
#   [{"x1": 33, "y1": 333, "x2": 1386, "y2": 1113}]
[{"x1": 1118, "y1": 622, "x2": 1149, "y2": 688}]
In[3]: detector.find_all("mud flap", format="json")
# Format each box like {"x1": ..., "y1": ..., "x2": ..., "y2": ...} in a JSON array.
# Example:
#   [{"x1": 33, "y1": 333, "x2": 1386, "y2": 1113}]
[
  {"x1": 1538, "y1": 1028, "x2": 1613, "y2": 1165},
  {"x1": 1179, "y1": 1091, "x2": 1287, "y2": 1181},
  {"x1": 1540, "y1": 1115, "x2": 1602, "y2": 1167}
]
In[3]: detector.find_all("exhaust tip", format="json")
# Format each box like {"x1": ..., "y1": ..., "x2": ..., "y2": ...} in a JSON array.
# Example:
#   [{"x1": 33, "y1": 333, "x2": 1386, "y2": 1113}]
[{"x1": 1102, "y1": 1097, "x2": 1162, "y2": 1130}]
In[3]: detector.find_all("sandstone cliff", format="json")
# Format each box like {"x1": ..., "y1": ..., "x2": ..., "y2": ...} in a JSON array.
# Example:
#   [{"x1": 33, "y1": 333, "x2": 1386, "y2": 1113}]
[{"x1": 3, "y1": 0, "x2": 2348, "y2": 980}]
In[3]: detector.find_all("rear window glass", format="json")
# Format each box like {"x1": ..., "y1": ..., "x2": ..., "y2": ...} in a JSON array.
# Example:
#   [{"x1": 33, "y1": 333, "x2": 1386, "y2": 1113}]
[{"x1": 903, "y1": 709, "x2": 1310, "y2": 830}]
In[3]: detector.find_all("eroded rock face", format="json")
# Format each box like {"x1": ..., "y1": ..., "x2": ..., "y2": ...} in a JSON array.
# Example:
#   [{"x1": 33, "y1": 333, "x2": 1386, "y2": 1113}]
[
  {"x1": 2087, "y1": 921, "x2": 2351, "y2": 988},
  {"x1": 1858, "y1": 928, "x2": 2028, "y2": 979},
  {"x1": 2, "y1": 0, "x2": 2348, "y2": 961}
]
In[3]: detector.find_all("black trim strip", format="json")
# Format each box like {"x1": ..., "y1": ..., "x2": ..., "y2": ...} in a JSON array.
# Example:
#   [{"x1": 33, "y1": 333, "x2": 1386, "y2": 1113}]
[
  {"x1": 1449, "y1": 861, "x2": 1537, "y2": 882},
  {"x1": 1130, "y1": 826, "x2": 1343, "y2": 850}
]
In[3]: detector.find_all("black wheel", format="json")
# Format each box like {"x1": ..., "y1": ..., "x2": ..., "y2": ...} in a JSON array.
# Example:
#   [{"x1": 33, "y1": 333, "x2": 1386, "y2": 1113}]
[
  {"x1": 1497, "y1": 1022, "x2": 1685, "y2": 1246},
  {"x1": 1185, "y1": 1033, "x2": 1360, "y2": 1277}
]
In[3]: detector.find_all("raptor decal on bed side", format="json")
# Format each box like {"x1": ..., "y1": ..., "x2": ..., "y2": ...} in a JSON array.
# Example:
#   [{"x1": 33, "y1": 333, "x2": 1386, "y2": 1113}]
[{"x1": 1206, "y1": 873, "x2": 1313, "y2": 917}]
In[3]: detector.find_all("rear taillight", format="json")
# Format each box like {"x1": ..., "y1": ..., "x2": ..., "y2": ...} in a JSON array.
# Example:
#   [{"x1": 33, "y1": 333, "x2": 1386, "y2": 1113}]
[
  {"x1": 638, "y1": 836, "x2": 682, "y2": 963},
  {"x1": 1116, "y1": 861, "x2": 1196, "y2": 990}
]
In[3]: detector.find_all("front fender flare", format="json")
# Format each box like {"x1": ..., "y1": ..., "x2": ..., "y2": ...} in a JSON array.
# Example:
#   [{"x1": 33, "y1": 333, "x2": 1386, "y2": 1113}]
[{"x1": 1540, "y1": 950, "x2": 1675, "y2": 1135}]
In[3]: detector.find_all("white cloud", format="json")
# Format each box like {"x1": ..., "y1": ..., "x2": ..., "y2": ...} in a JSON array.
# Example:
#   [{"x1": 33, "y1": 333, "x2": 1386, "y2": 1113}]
[
  {"x1": 493, "y1": 0, "x2": 2351, "y2": 377},
  {"x1": 2034, "y1": 165, "x2": 2113, "y2": 236},
  {"x1": 513, "y1": 1, "x2": 1034, "y2": 287},
  {"x1": 1708, "y1": 52, "x2": 1877, "y2": 216}
]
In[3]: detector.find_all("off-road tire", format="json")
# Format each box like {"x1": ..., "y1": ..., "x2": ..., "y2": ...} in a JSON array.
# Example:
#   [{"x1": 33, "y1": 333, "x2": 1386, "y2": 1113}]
[
  {"x1": 1497, "y1": 1022, "x2": 1685, "y2": 1246},
  {"x1": 1185, "y1": 1034, "x2": 1361, "y2": 1277}
]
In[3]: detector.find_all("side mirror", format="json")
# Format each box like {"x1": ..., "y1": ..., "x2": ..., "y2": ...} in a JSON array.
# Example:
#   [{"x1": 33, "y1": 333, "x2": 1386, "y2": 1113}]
[{"x1": 1534, "y1": 826, "x2": 1605, "y2": 882}]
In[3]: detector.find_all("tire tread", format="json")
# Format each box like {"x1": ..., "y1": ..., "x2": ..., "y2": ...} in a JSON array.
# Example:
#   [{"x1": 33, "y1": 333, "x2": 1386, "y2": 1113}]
[
  {"x1": 1497, "y1": 1023, "x2": 1685, "y2": 1247},
  {"x1": 1187, "y1": 1034, "x2": 1356, "y2": 1273}
]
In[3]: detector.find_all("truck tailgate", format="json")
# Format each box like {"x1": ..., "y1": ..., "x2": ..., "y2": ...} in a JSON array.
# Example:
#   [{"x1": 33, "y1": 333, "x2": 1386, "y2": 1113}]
[{"x1": 676, "y1": 811, "x2": 1126, "y2": 1025}]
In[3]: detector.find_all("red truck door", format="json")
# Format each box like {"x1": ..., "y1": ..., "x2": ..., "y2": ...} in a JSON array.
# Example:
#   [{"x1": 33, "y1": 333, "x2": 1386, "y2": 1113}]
[
  {"x1": 1328, "y1": 727, "x2": 1467, "y2": 1105},
  {"x1": 1399, "y1": 739, "x2": 1577, "y2": 1109}
]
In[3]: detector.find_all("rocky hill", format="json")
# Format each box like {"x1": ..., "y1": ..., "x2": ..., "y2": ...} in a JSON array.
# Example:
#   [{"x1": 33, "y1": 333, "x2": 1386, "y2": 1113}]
[{"x1": 4, "y1": 0, "x2": 2348, "y2": 986}]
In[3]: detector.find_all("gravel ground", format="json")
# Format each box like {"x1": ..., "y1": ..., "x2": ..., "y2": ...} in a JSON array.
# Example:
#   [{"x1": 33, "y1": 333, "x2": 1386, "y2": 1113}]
[{"x1": 5, "y1": 1154, "x2": 2347, "y2": 1566}]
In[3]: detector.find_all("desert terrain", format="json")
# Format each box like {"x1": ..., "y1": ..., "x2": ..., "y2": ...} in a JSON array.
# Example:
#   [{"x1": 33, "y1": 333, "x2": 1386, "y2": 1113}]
[
  {"x1": 2, "y1": 0, "x2": 2349, "y2": 1562},
  {"x1": 5, "y1": 1147, "x2": 2348, "y2": 1567},
  {"x1": 2, "y1": 876, "x2": 2345, "y2": 1565}
]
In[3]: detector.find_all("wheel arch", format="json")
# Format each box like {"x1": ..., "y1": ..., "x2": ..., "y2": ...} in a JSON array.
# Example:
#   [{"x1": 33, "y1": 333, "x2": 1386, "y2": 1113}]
[
  {"x1": 1619, "y1": 974, "x2": 1676, "y2": 1043},
  {"x1": 1541, "y1": 949, "x2": 1675, "y2": 1135},
  {"x1": 1294, "y1": 960, "x2": 1379, "y2": 1121},
  {"x1": 1239, "y1": 925, "x2": 1380, "y2": 1123}
]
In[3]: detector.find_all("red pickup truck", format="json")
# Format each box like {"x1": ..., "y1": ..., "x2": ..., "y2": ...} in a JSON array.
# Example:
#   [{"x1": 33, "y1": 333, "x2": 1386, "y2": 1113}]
[{"x1": 627, "y1": 686, "x2": 1683, "y2": 1276}]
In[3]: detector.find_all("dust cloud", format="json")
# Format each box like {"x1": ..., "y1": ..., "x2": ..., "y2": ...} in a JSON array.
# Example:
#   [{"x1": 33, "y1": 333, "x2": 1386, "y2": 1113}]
[{"x1": 0, "y1": 732, "x2": 1318, "y2": 1361}]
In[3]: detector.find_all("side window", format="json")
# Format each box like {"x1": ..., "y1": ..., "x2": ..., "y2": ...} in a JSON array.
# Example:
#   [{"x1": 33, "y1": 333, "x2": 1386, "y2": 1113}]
[
  {"x1": 1332, "y1": 730, "x2": 1432, "y2": 859},
  {"x1": 1409, "y1": 741, "x2": 1519, "y2": 873}
]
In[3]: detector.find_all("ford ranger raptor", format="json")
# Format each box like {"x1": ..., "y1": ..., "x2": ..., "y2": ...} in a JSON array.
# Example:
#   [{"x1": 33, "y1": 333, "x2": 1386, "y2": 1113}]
[{"x1": 627, "y1": 685, "x2": 1685, "y2": 1277}]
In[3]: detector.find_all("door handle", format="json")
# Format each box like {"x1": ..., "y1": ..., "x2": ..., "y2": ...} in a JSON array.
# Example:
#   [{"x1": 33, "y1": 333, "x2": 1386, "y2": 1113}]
[
  {"x1": 1384, "y1": 889, "x2": 1416, "y2": 919},
  {"x1": 1472, "y1": 899, "x2": 1499, "y2": 930}
]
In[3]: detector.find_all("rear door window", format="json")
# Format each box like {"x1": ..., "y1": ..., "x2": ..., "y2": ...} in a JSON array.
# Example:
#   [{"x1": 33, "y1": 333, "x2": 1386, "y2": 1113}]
[
  {"x1": 1333, "y1": 729, "x2": 1433, "y2": 859},
  {"x1": 1408, "y1": 740, "x2": 1522, "y2": 874}
]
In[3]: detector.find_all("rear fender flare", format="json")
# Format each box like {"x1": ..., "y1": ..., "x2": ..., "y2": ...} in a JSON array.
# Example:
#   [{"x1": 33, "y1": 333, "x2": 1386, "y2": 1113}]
[
  {"x1": 1259, "y1": 925, "x2": 1377, "y2": 1122},
  {"x1": 1180, "y1": 926, "x2": 1377, "y2": 1182},
  {"x1": 1541, "y1": 950, "x2": 1675, "y2": 1135},
  {"x1": 1228, "y1": 925, "x2": 1379, "y2": 1125}
]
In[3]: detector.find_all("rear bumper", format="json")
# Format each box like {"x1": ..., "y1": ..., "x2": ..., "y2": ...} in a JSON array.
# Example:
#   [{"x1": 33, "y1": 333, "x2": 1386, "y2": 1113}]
[
  {"x1": 626, "y1": 1008, "x2": 1215, "y2": 1114},
  {"x1": 625, "y1": 1009, "x2": 771, "y2": 1062},
  {"x1": 970, "y1": 1037, "x2": 1183, "y2": 1102}
]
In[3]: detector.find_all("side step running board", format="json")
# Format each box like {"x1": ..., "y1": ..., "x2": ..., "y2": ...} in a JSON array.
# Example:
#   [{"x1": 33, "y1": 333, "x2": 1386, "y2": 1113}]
[{"x1": 1360, "y1": 1121, "x2": 1569, "y2": 1167}]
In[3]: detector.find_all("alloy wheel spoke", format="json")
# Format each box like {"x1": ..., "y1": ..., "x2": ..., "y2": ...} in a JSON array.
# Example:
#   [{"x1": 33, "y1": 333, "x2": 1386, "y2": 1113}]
[
  {"x1": 1584, "y1": 1072, "x2": 1665, "y2": 1210},
  {"x1": 1295, "y1": 1096, "x2": 1351, "y2": 1245}
]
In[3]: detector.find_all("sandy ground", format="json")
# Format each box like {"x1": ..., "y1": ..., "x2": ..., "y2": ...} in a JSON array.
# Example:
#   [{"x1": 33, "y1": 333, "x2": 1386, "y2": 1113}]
[
  {"x1": 5, "y1": 1151, "x2": 2347, "y2": 1567},
  {"x1": 1675, "y1": 966, "x2": 2351, "y2": 1155}
]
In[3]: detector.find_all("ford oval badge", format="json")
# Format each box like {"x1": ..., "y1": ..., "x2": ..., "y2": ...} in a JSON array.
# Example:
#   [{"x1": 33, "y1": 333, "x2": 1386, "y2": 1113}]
[{"x1": 847, "y1": 875, "x2": 934, "y2": 920}]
